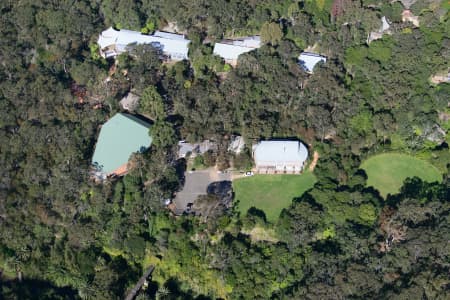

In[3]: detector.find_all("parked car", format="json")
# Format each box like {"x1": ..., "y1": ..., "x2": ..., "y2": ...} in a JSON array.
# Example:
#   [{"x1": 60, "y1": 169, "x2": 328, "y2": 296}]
[{"x1": 244, "y1": 171, "x2": 254, "y2": 176}]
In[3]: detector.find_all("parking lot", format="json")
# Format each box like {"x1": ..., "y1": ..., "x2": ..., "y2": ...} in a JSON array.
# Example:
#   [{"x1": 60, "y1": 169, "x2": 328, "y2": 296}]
[{"x1": 173, "y1": 168, "x2": 231, "y2": 212}]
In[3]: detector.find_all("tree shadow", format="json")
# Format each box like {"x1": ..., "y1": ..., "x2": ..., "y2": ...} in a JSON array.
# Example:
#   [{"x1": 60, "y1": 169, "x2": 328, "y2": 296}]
[
  {"x1": 207, "y1": 180, "x2": 232, "y2": 196},
  {"x1": 246, "y1": 207, "x2": 267, "y2": 224},
  {"x1": 0, "y1": 278, "x2": 79, "y2": 300},
  {"x1": 312, "y1": 239, "x2": 342, "y2": 255},
  {"x1": 147, "y1": 277, "x2": 212, "y2": 299}
]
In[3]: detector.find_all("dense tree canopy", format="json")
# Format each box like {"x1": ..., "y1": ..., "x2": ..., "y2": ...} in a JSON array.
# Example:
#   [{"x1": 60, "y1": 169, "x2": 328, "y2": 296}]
[{"x1": 0, "y1": 0, "x2": 448, "y2": 299}]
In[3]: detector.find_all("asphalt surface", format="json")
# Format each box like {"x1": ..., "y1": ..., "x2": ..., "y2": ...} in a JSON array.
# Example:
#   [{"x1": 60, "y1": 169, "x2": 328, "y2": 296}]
[{"x1": 173, "y1": 168, "x2": 231, "y2": 211}]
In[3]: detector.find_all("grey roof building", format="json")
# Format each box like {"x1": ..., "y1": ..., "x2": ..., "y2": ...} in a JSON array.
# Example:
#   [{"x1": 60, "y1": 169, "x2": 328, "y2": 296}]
[
  {"x1": 119, "y1": 92, "x2": 140, "y2": 111},
  {"x1": 177, "y1": 140, "x2": 217, "y2": 159}
]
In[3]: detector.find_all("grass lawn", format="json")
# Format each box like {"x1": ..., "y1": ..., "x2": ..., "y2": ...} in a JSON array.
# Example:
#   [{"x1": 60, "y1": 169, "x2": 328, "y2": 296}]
[
  {"x1": 361, "y1": 153, "x2": 442, "y2": 198},
  {"x1": 233, "y1": 172, "x2": 317, "y2": 222}
]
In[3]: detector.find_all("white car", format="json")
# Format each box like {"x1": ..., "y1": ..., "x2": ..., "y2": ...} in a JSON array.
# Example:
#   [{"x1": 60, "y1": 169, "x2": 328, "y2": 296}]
[{"x1": 244, "y1": 171, "x2": 254, "y2": 176}]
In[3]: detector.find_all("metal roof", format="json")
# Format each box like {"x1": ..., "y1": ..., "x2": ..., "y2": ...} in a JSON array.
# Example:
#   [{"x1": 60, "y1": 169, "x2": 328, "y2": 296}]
[
  {"x1": 153, "y1": 31, "x2": 187, "y2": 40},
  {"x1": 213, "y1": 36, "x2": 261, "y2": 61},
  {"x1": 98, "y1": 27, "x2": 190, "y2": 60},
  {"x1": 254, "y1": 141, "x2": 308, "y2": 165},
  {"x1": 92, "y1": 113, "x2": 152, "y2": 174},
  {"x1": 298, "y1": 52, "x2": 327, "y2": 73}
]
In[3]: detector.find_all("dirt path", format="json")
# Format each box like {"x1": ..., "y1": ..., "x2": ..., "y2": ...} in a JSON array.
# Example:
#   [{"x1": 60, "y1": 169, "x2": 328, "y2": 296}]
[
  {"x1": 231, "y1": 172, "x2": 246, "y2": 180},
  {"x1": 309, "y1": 151, "x2": 319, "y2": 172},
  {"x1": 430, "y1": 74, "x2": 449, "y2": 84}
]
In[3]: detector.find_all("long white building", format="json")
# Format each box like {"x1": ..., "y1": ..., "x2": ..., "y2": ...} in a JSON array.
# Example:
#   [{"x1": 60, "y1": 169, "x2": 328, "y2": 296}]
[
  {"x1": 97, "y1": 27, "x2": 190, "y2": 60},
  {"x1": 253, "y1": 141, "x2": 308, "y2": 174},
  {"x1": 213, "y1": 36, "x2": 261, "y2": 66}
]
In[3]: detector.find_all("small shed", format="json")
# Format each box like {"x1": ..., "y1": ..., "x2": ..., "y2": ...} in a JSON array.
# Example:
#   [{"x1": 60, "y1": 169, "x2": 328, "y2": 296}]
[
  {"x1": 228, "y1": 135, "x2": 245, "y2": 154},
  {"x1": 298, "y1": 52, "x2": 327, "y2": 74},
  {"x1": 120, "y1": 92, "x2": 140, "y2": 111}
]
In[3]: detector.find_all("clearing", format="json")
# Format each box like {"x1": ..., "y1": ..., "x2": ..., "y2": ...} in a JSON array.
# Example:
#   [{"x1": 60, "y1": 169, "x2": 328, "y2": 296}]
[
  {"x1": 233, "y1": 172, "x2": 317, "y2": 222},
  {"x1": 241, "y1": 226, "x2": 279, "y2": 243},
  {"x1": 361, "y1": 153, "x2": 442, "y2": 198}
]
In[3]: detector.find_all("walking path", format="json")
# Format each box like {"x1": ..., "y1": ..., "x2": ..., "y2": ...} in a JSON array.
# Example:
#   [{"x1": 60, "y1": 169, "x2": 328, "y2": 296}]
[{"x1": 309, "y1": 151, "x2": 319, "y2": 171}]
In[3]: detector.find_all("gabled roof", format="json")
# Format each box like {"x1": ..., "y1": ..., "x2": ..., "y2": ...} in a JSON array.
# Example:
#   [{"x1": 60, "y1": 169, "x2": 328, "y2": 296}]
[
  {"x1": 98, "y1": 27, "x2": 190, "y2": 59},
  {"x1": 92, "y1": 113, "x2": 152, "y2": 174},
  {"x1": 298, "y1": 52, "x2": 327, "y2": 73},
  {"x1": 254, "y1": 141, "x2": 308, "y2": 164},
  {"x1": 213, "y1": 36, "x2": 261, "y2": 61}
]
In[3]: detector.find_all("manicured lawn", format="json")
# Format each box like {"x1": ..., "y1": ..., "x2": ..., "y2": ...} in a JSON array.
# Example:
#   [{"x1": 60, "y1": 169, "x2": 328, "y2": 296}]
[
  {"x1": 233, "y1": 172, "x2": 317, "y2": 222},
  {"x1": 361, "y1": 153, "x2": 442, "y2": 198}
]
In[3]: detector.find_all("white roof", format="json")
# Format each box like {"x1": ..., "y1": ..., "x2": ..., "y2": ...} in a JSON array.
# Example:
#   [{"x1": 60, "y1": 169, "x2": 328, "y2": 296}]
[
  {"x1": 381, "y1": 16, "x2": 390, "y2": 32},
  {"x1": 298, "y1": 52, "x2": 327, "y2": 73},
  {"x1": 213, "y1": 36, "x2": 261, "y2": 61},
  {"x1": 98, "y1": 27, "x2": 190, "y2": 59},
  {"x1": 233, "y1": 36, "x2": 261, "y2": 48},
  {"x1": 254, "y1": 141, "x2": 308, "y2": 165},
  {"x1": 153, "y1": 31, "x2": 187, "y2": 40},
  {"x1": 228, "y1": 135, "x2": 245, "y2": 154},
  {"x1": 98, "y1": 27, "x2": 120, "y2": 49}
]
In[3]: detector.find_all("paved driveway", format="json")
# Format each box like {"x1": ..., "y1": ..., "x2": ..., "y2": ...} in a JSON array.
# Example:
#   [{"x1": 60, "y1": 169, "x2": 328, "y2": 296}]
[{"x1": 173, "y1": 168, "x2": 231, "y2": 211}]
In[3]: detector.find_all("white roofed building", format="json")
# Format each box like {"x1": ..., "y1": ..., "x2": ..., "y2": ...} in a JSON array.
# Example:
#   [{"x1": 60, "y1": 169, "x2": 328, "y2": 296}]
[
  {"x1": 97, "y1": 27, "x2": 190, "y2": 60},
  {"x1": 213, "y1": 36, "x2": 261, "y2": 66},
  {"x1": 367, "y1": 16, "x2": 392, "y2": 44},
  {"x1": 253, "y1": 141, "x2": 308, "y2": 174},
  {"x1": 298, "y1": 52, "x2": 327, "y2": 74}
]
